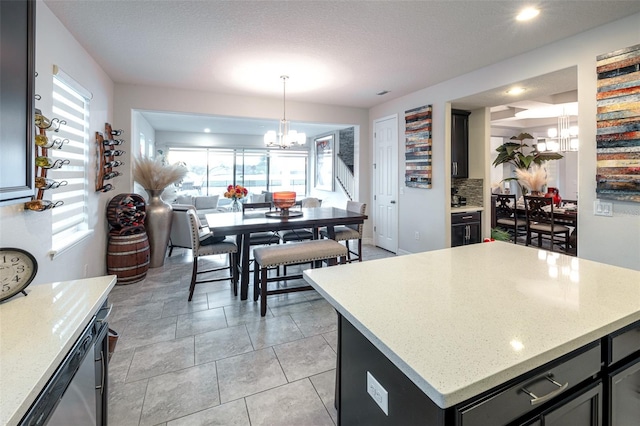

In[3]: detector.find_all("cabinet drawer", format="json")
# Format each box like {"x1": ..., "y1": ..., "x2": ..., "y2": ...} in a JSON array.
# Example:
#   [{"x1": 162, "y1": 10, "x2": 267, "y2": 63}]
[
  {"x1": 607, "y1": 320, "x2": 640, "y2": 366},
  {"x1": 452, "y1": 212, "x2": 480, "y2": 224},
  {"x1": 457, "y1": 342, "x2": 601, "y2": 426}
]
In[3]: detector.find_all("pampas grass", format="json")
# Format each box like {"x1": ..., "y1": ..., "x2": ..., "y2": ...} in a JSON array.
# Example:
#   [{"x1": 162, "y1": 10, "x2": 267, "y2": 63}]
[
  {"x1": 133, "y1": 156, "x2": 187, "y2": 191},
  {"x1": 516, "y1": 164, "x2": 547, "y2": 193}
]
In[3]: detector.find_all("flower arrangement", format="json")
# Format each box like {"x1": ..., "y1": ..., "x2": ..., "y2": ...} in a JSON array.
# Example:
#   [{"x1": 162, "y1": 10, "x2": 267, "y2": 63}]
[
  {"x1": 133, "y1": 156, "x2": 187, "y2": 191},
  {"x1": 224, "y1": 184, "x2": 248, "y2": 200},
  {"x1": 515, "y1": 163, "x2": 547, "y2": 194}
]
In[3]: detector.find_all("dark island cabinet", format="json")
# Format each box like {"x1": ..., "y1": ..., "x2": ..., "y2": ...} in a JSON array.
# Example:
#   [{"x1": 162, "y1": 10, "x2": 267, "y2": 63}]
[
  {"x1": 604, "y1": 320, "x2": 640, "y2": 426},
  {"x1": 451, "y1": 109, "x2": 470, "y2": 178},
  {"x1": 520, "y1": 382, "x2": 603, "y2": 426},
  {"x1": 338, "y1": 315, "x2": 640, "y2": 426}
]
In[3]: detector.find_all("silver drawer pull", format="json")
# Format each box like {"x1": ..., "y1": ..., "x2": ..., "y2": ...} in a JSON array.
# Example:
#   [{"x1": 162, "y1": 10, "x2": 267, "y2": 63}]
[
  {"x1": 96, "y1": 304, "x2": 113, "y2": 323},
  {"x1": 462, "y1": 216, "x2": 473, "y2": 219},
  {"x1": 521, "y1": 375, "x2": 569, "y2": 405}
]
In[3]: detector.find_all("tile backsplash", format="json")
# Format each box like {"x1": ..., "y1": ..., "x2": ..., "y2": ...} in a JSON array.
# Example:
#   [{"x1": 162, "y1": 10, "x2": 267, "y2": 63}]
[{"x1": 453, "y1": 178, "x2": 483, "y2": 206}]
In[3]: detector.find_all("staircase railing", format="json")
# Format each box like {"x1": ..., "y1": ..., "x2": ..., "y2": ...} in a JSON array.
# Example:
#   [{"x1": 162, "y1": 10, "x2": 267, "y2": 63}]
[{"x1": 335, "y1": 156, "x2": 354, "y2": 200}]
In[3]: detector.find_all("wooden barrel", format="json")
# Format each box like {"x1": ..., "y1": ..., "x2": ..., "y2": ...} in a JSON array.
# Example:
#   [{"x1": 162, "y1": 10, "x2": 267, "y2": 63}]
[{"x1": 107, "y1": 233, "x2": 150, "y2": 285}]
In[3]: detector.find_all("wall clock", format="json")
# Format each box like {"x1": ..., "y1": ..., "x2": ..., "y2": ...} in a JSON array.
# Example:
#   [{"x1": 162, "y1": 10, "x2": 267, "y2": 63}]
[{"x1": 0, "y1": 248, "x2": 38, "y2": 302}]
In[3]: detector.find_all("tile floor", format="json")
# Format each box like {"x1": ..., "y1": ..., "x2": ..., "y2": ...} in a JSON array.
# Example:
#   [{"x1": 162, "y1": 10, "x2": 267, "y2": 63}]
[{"x1": 107, "y1": 244, "x2": 395, "y2": 426}]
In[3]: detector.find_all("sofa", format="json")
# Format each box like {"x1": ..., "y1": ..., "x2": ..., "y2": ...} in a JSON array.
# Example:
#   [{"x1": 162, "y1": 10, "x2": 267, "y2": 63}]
[{"x1": 173, "y1": 194, "x2": 225, "y2": 223}]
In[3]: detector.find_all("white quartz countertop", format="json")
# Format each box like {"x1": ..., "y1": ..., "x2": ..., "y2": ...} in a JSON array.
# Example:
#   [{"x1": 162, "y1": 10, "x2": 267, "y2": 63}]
[
  {"x1": 303, "y1": 243, "x2": 640, "y2": 409},
  {"x1": 0, "y1": 275, "x2": 116, "y2": 426},
  {"x1": 451, "y1": 205, "x2": 483, "y2": 213}
]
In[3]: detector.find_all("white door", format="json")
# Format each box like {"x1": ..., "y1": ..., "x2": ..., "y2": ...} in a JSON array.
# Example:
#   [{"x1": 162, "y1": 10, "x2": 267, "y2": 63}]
[{"x1": 374, "y1": 115, "x2": 398, "y2": 253}]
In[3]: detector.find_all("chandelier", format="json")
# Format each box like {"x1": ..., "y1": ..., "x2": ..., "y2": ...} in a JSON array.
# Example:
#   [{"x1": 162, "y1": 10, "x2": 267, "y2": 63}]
[
  {"x1": 264, "y1": 75, "x2": 306, "y2": 149},
  {"x1": 536, "y1": 113, "x2": 579, "y2": 153}
]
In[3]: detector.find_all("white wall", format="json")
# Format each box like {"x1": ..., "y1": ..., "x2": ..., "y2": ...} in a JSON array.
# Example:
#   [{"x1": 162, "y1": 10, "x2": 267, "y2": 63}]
[
  {"x1": 133, "y1": 111, "x2": 155, "y2": 158},
  {"x1": 0, "y1": 0, "x2": 114, "y2": 284},
  {"x1": 370, "y1": 12, "x2": 640, "y2": 270}
]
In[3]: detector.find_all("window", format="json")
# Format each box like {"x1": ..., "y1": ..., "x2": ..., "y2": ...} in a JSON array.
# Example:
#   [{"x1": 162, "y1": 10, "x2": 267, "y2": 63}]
[
  {"x1": 49, "y1": 67, "x2": 91, "y2": 254},
  {"x1": 167, "y1": 148, "x2": 308, "y2": 196}
]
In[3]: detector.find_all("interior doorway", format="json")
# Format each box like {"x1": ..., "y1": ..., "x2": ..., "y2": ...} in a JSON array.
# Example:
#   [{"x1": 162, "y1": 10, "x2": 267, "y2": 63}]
[{"x1": 373, "y1": 115, "x2": 399, "y2": 253}]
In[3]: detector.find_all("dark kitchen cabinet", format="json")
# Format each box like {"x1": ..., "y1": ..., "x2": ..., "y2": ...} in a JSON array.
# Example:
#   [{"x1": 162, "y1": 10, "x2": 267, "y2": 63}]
[
  {"x1": 451, "y1": 109, "x2": 470, "y2": 178},
  {"x1": 451, "y1": 211, "x2": 481, "y2": 247},
  {"x1": 521, "y1": 382, "x2": 603, "y2": 426},
  {"x1": 604, "y1": 320, "x2": 640, "y2": 426},
  {"x1": 608, "y1": 358, "x2": 640, "y2": 426},
  {"x1": 0, "y1": 0, "x2": 36, "y2": 206}
]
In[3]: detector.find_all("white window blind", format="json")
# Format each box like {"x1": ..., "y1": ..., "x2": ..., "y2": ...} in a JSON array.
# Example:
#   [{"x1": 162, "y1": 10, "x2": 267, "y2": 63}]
[{"x1": 49, "y1": 70, "x2": 90, "y2": 252}]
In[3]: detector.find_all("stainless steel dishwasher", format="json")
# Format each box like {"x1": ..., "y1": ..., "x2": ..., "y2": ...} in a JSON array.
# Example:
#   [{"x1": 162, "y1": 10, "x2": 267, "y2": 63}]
[{"x1": 20, "y1": 305, "x2": 110, "y2": 426}]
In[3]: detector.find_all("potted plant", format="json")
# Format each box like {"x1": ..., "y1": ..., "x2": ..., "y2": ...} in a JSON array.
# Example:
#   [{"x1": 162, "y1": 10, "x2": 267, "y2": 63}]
[{"x1": 492, "y1": 132, "x2": 562, "y2": 194}]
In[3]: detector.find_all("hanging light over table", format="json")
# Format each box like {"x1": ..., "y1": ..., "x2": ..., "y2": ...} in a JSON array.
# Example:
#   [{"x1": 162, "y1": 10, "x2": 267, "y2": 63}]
[
  {"x1": 264, "y1": 75, "x2": 306, "y2": 149},
  {"x1": 536, "y1": 112, "x2": 578, "y2": 153}
]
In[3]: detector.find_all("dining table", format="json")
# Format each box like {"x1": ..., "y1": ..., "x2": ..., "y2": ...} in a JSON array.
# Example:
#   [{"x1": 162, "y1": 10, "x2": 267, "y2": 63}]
[
  {"x1": 205, "y1": 207, "x2": 368, "y2": 300},
  {"x1": 515, "y1": 203, "x2": 578, "y2": 227}
]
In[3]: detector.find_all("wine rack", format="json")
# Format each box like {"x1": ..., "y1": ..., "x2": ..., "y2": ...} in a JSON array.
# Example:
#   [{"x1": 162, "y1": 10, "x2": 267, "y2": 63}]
[
  {"x1": 106, "y1": 193, "x2": 150, "y2": 284},
  {"x1": 96, "y1": 123, "x2": 125, "y2": 192},
  {"x1": 25, "y1": 108, "x2": 68, "y2": 212}
]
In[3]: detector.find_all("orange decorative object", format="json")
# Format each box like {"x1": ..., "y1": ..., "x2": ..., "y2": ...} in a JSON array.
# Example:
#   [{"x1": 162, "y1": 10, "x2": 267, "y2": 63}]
[{"x1": 273, "y1": 191, "x2": 296, "y2": 210}]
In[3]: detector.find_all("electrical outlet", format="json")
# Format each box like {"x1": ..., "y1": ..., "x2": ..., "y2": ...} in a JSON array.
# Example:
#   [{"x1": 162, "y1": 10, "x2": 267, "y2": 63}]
[
  {"x1": 593, "y1": 200, "x2": 613, "y2": 217},
  {"x1": 414, "y1": 231, "x2": 420, "y2": 240},
  {"x1": 367, "y1": 371, "x2": 389, "y2": 415}
]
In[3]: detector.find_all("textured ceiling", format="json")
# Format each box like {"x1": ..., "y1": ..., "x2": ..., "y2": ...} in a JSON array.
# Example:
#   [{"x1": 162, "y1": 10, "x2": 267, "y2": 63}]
[{"x1": 44, "y1": 0, "x2": 640, "y2": 111}]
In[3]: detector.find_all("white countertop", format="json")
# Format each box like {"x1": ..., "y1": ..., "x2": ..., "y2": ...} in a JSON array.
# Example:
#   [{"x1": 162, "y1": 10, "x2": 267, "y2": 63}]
[
  {"x1": 303, "y1": 243, "x2": 640, "y2": 408},
  {"x1": 451, "y1": 205, "x2": 483, "y2": 213},
  {"x1": 0, "y1": 276, "x2": 116, "y2": 426}
]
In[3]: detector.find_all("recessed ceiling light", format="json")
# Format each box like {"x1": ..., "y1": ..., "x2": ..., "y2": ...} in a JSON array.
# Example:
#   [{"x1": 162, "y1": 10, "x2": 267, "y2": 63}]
[
  {"x1": 506, "y1": 87, "x2": 525, "y2": 95},
  {"x1": 516, "y1": 7, "x2": 540, "y2": 21},
  {"x1": 204, "y1": 128, "x2": 211, "y2": 133}
]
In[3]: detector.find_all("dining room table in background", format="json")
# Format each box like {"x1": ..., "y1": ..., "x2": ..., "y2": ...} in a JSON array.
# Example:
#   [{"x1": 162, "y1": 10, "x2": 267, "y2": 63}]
[{"x1": 205, "y1": 206, "x2": 368, "y2": 300}]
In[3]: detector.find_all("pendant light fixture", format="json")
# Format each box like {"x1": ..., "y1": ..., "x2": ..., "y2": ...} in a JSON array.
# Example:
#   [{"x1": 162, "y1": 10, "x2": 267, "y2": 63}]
[
  {"x1": 264, "y1": 75, "x2": 306, "y2": 149},
  {"x1": 536, "y1": 112, "x2": 579, "y2": 153}
]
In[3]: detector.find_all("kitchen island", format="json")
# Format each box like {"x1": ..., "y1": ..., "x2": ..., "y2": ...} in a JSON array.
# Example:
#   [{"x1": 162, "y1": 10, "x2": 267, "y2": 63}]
[
  {"x1": 0, "y1": 275, "x2": 116, "y2": 426},
  {"x1": 303, "y1": 243, "x2": 640, "y2": 425}
]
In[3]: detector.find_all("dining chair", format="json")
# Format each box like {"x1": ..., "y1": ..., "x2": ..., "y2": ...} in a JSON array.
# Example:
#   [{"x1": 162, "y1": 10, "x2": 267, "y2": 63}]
[
  {"x1": 523, "y1": 195, "x2": 570, "y2": 253},
  {"x1": 242, "y1": 202, "x2": 282, "y2": 245},
  {"x1": 185, "y1": 209, "x2": 238, "y2": 300},
  {"x1": 494, "y1": 194, "x2": 526, "y2": 244},
  {"x1": 280, "y1": 197, "x2": 323, "y2": 274},
  {"x1": 320, "y1": 201, "x2": 366, "y2": 262},
  {"x1": 281, "y1": 197, "x2": 322, "y2": 243},
  {"x1": 168, "y1": 204, "x2": 196, "y2": 256},
  {"x1": 241, "y1": 202, "x2": 281, "y2": 274}
]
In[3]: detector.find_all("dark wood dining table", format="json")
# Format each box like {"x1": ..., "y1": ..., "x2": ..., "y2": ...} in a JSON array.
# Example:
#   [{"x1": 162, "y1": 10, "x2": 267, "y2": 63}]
[
  {"x1": 205, "y1": 207, "x2": 368, "y2": 300},
  {"x1": 514, "y1": 205, "x2": 578, "y2": 228}
]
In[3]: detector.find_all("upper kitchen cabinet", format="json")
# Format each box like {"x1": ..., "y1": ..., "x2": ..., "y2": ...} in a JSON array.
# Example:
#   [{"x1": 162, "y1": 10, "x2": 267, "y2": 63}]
[
  {"x1": 0, "y1": 0, "x2": 36, "y2": 206},
  {"x1": 451, "y1": 109, "x2": 471, "y2": 178}
]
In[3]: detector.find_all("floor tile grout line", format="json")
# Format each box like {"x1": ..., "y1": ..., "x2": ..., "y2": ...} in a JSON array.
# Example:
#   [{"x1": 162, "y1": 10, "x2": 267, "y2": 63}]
[{"x1": 308, "y1": 373, "x2": 338, "y2": 426}]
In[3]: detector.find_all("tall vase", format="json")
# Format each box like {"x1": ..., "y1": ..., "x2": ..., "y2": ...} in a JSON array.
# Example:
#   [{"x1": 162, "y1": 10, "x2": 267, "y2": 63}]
[{"x1": 145, "y1": 189, "x2": 173, "y2": 268}]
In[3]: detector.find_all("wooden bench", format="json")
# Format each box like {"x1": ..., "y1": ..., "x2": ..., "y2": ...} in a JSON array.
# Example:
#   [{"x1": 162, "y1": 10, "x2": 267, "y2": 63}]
[{"x1": 253, "y1": 239, "x2": 348, "y2": 316}]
